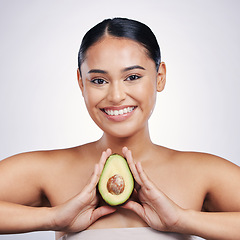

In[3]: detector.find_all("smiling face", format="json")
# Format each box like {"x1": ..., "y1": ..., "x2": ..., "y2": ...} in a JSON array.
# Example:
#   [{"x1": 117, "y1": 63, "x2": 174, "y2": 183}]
[{"x1": 78, "y1": 36, "x2": 166, "y2": 138}]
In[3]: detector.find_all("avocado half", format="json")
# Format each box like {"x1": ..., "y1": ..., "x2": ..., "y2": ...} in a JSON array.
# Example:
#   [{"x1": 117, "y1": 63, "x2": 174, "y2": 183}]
[{"x1": 98, "y1": 154, "x2": 134, "y2": 206}]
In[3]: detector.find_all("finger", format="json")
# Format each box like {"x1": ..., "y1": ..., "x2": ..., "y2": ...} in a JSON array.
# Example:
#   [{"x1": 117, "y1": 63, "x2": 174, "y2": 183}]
[
  {"x1": 122, "y1": 146, "x2": 128, "y2": 155},
  {"x1": 105, "y1": 148, "x2": 112, "y2": 156},
  {"x1": 122, "y1": 147, "x2": 143, "y2": 185},
  {"x1": 136, "y1": 163, "x2": 168, "y2": 205},
  {"x1": 98, "y1": 149, "x2": 111, "y2": 170},
  {"x1": 91, "y1": 206, "x2": 116, "y2": 224},
  {"x1": 88, "y1": 149, "x2": 112, "y2": 191},
  {"x1": 86, "y1": 163, "x2": 100, "y2": 191},
  {"x1": 136, "y1": 162, "x2": 155, "y2": 190},
  {"x1": 121, "y1": 201, "x2": 146, "y2": 222},
  {"x1": 96, "y1": 149, "x2": 112, "y2": 178}
]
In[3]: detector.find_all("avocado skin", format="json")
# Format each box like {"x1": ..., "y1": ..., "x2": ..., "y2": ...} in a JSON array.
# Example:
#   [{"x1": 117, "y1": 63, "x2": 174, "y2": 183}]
[{"x1": 98, "y1": 154, "x2": 134, "y2": 206}]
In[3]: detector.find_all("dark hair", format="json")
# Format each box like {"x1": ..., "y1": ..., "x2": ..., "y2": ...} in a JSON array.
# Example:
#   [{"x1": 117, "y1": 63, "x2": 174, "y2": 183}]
[{"x1": 78, "y1": 18, "x2": 161, "y2": 75}]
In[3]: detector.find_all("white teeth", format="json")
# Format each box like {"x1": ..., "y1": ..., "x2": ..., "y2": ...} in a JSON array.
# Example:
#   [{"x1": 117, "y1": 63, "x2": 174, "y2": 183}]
[
  {"x1": 104, "y1": 107, "x2": 135, "y2": 116},
  {"x1": 119, "y1": 109, "x2": 124, "y2": 115}
]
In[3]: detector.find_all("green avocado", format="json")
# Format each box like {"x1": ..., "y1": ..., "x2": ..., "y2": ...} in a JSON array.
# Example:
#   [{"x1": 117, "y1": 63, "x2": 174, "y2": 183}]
[{"x1": 98, "y1": 154, "x2": 134, "y2": 206}]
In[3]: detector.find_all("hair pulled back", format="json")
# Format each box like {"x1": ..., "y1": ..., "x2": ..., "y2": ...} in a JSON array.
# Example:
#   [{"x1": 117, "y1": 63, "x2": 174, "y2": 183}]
[{"x1": 78, "y1": 18, "x2": 161, "y2": 74}]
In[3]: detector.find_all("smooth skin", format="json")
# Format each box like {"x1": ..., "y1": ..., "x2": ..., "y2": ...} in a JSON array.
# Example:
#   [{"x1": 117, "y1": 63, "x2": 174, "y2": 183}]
[{"x1": 0, "y1": 36, "x2": 240, "y2": 240}]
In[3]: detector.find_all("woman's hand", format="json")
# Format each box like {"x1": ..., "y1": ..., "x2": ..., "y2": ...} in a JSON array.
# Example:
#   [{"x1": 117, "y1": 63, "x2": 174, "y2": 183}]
[
  {"x1": 51, "y1": 149, "x2": 116, "y2": 232},
  {"x1": 122, "y1": 147, "x2": 184, "y2": 233}
]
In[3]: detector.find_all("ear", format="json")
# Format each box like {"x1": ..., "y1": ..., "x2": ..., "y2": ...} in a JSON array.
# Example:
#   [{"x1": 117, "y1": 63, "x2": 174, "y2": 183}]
[
  {"x1": 77, "y1": 68, "x2": 84, "y2": 95},
  {"x1": 156, "y1": 62, "x2": 166, "y2": 92}
]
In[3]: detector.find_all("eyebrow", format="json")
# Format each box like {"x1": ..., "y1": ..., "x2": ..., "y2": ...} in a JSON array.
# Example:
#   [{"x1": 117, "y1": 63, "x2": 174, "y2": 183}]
[
  {"x1": 122, "y1": 65, "x2": 146, "y2": 72},
  {"x1": 88, "y1": 69, "x2": 107, "y2": 74},
  {"x1": 87, "y1": 65, "x2": 145, "y2": 74}
]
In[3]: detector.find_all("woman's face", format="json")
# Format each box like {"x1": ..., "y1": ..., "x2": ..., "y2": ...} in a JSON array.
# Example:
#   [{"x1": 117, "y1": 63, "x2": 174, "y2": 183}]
[{"x1": 78, "y1": 36, "x2": 166, "y2": 138}]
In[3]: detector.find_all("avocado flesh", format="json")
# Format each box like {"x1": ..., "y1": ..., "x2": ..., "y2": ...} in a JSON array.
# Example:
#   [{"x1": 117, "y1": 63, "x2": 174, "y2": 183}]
[{"x1": 98, "y1": 154, "x2": 134, "y2": 206}]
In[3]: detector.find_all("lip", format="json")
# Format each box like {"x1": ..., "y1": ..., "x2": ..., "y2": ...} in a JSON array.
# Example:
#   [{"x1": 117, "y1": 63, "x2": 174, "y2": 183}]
[{"x1": 100, "y1": 105, "x2": 137, "y2": 122}]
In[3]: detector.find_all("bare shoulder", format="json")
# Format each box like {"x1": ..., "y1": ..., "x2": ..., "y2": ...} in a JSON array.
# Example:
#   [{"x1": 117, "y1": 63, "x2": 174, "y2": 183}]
[
  {"x1": 0, "y1": 143, "x2": 93, "y2": 206},
  {"x1": 159, "y1": 146, "x2": 239, "y2": 171},
  {"x1": 171, "y1": 148, "x2": 234, "y2": 167},
  {"x1": 161, "y1": 146, "x2": 240, "y2": 211},
  {"x1": 0, "y1": 146, "x2": 82, "y2": 176},
  {"x1": 0, "y1": 150, "x2": 52, "y2": 206}
]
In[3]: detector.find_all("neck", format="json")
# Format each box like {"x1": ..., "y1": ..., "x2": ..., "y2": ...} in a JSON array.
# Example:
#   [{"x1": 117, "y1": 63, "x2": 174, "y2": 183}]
[{"x1": 96, "y1": 125, "x2": 154, "y2": 160}]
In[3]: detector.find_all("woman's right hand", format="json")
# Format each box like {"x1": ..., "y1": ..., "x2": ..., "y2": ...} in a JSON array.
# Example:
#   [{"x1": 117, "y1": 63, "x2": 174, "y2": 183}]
[
  {"x1": 122, "y1": 147, "x2": 184, "y2": 233},
  {"x1": 50, "y1": 149, "x2": 116, "y2": 232}
]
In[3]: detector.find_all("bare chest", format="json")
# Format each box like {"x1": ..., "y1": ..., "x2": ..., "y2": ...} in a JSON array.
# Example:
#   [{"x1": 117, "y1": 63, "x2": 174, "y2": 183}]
[{"x1": 45, "y1": 157, "x2": 206, "y2": 230}]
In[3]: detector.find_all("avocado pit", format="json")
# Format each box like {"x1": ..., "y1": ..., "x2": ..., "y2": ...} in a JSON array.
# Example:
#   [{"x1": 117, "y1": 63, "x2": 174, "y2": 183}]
[{"x1": 107, "y1": 174, "x2": 125, "y2": 195}]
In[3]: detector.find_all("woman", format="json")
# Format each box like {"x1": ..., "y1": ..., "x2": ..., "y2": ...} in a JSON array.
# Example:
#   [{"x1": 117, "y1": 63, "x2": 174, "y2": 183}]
[{"x1": 0, "y1": 18, "x2": 240, "y2": 240}]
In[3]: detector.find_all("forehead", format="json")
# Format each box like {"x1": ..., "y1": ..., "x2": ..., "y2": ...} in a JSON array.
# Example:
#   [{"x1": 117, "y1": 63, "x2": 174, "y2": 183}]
[{"x1": 81, "y1": 36, "x2": 155, "y2": 73}]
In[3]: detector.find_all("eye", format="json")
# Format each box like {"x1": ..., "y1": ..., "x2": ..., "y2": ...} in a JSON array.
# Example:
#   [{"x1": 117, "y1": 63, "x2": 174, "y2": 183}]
[
  {"x1": 125, "y1": 74, "x2": 141, "y2": 81},
  {"x1": 90, "y1": 78, "x2": 108, "y2": 85}
]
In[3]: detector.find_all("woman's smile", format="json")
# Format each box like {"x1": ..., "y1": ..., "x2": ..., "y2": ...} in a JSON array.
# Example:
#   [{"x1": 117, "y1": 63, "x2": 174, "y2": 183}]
[{"x1": 100, "y1": 106, "x2": 137, "y2": 122}]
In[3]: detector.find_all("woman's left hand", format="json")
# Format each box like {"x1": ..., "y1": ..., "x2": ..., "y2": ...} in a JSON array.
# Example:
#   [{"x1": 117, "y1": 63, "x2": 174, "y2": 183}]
[{"x1": 122, "y1": 147, "x2": 185, "y2": 233}]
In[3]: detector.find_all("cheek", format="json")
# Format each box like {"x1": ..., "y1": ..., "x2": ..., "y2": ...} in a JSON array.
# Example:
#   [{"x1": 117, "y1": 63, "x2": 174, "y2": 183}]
[
  {"x1": 83, "y1": 88, "x2": 101, "y2": 108},
  {"x1": 135, "y1": 81, "x2": 157, "y2": 108}
]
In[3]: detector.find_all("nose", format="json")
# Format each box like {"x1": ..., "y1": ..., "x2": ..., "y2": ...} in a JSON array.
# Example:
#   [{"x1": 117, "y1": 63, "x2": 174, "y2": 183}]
[{"x1": 107, "y1": 81, "x2": 126, "y2": 104}]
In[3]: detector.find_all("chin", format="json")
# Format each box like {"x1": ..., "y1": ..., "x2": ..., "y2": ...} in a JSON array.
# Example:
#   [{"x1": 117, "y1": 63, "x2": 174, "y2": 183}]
[
  {"x1": 104, "y1": 126, "x2": 141, "y2": 139},
  {"x1": 95, "y1": 118, "x2": 146, "y2": 139}
]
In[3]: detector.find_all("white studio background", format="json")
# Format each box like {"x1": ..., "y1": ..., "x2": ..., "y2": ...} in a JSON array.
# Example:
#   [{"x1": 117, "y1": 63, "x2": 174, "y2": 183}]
[{"x1": 0, "y1": 0, "x2": 239, "y2": 239}]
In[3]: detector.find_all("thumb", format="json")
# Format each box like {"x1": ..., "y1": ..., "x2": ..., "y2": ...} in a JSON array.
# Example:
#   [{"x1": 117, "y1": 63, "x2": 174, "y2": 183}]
[
  {"x1": 91, "y1": 206, "x2": 116, "y2": 223},
  {"x1": 121, "y1": 201, "x2": 146, "y2": 221}
]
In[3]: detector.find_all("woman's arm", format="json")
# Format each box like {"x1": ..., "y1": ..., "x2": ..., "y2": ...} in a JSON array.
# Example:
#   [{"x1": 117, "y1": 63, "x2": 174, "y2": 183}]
[
  {"x1": 122, "y1": 147, "x2": 240, "y2": 240},
  {"x1": 0, "y1": 152, "x2": 52, "y2": 233},
  {"x1": 0, "y1": 201, "x2": 52, "y2": 233},
  {"x1": 181, "y1": 210, "x2": 240, "y2": 239}
]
